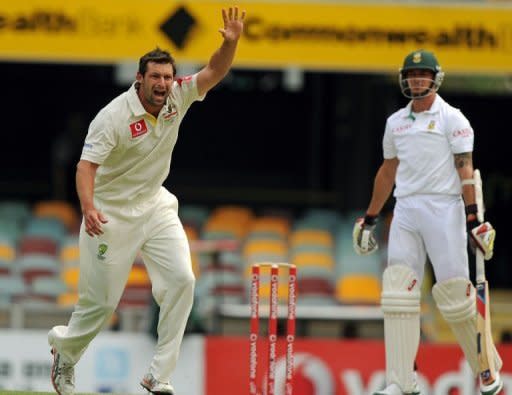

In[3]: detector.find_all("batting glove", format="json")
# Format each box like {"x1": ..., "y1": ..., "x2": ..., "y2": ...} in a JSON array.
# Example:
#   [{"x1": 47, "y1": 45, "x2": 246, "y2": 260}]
[
  {"x1": 469, "y1": 221, "x2": 496, "y2": 261},
  {"x1": 353, "y1": 215, "x2": 378, "y2": 256}
]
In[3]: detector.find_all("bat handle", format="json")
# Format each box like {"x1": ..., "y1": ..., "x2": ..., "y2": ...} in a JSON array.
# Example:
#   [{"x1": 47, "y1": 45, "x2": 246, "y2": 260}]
[{"x1": 476, "y1": 250, "x2": 486, "y2": 283}]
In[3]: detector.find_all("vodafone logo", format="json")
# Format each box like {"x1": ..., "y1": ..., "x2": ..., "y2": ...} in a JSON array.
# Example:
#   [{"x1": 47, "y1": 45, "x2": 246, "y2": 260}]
[
  {"x1": 271, "y1": 352, "x2": 336, "y2": 395},
  {"x1": 129, "y1": 119, "x2": 148, "y2": 138}
]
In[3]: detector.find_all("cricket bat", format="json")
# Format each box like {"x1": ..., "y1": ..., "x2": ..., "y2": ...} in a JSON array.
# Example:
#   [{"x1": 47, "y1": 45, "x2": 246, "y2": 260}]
[{"x1": 473, "y1": 169, "x2": 497, "y2": 386}]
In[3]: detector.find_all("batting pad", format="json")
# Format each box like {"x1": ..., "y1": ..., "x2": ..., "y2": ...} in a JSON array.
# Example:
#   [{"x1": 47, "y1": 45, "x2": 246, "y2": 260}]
[
  {"x1": 432, "y1": 278, "x2": 503, "y2": 376},
  {"x1": 381, "y1": 265, "x2": 421, "y2": 393}
]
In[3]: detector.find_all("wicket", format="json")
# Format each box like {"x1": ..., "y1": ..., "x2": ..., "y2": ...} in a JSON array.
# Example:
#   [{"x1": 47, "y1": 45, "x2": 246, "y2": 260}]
[{"x1": 250, "y1": 263, "x2": 297, "y2": 395}]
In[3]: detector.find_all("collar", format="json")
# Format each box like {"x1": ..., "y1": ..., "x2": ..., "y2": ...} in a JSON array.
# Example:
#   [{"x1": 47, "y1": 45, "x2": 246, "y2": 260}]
[
  {"x1": 127, "y1": 82, "x2": 147, "y2": 117},
  {"x1": 401, "y1": 94, "x2": 443, "y2": 119}
]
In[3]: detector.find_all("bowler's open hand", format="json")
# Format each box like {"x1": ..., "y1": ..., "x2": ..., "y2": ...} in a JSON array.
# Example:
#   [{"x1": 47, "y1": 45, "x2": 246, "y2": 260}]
[
  {"x1": 83, "y1": 208, "x2": 108, "y2": 237},
  {"x1": 219, "y1": 6, "x2": 246, "y2": 42}
]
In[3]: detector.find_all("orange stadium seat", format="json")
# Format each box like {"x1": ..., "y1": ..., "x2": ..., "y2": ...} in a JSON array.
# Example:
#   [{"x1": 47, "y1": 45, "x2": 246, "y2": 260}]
[
  {"x1": 33, "y1": 200, "x2": 80, "y2": 232},
  {"x1": 336, "y1": 274, "x2": 381, "y2": 305}
]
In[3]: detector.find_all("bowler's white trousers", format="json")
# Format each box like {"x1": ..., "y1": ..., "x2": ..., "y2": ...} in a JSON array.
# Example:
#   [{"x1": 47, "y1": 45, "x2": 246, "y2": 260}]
[
  {"x1": 387, "y1": 194, "x2": 470, "y2": 282},
  {"x1": 49, "y1": 187, "x2": 195, "y2": 383}
]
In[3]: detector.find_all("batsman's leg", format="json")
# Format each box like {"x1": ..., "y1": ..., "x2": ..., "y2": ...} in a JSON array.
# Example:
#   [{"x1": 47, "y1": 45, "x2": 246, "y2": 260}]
[
  {"x1": 377, "y1": 264, "x2": 421, "y2": 394},
  {"x1": 432, "y1": 278, "x2": 503, "y2": 376}
]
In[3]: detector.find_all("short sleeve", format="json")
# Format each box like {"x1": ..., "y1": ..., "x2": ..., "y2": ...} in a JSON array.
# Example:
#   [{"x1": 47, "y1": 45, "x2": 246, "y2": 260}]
[
  {"x1": 383, "y1": 120, "x2": 397, "y2": 159},
  {"x1": 446, "y1": 110, "x2": 474, "y2": 154},
  {"x1": 80, "y1": 111, "x2": 117, "y2": 165},
  {"x1": 171, "y1": 73, "x2": 206, "y2": 112}
]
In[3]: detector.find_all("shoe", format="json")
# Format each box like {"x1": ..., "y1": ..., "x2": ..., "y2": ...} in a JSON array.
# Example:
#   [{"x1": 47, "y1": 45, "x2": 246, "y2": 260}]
[
  {"x1": 481, "y1": 372, "x2": 503, "y2": 395},
  {"x1": 141, "y1": 372, "x2": 175, "y2": 394},
  {"x1": 50, "y1": 347, "x2": 75, "y2": 395},
  {"x1": 374, "y1": 382, "x2": 421, "y2": 395}
]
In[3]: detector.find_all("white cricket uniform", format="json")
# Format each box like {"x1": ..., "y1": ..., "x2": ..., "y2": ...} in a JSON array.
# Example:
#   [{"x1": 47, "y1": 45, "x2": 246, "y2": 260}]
[
  {"x1": 383, "y1": 94, "x2": 474, "y2": 283},
  {"x1": 49, "y1": 74, "x2": 205, "y2": 383}
]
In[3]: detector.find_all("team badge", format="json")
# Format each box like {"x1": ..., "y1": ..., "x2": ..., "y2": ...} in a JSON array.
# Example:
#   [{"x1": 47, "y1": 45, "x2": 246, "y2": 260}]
[
  {"x1": 428, "y1": 120, "x2": 436, "y2": 130},
  {"x1": 413, "y1": 52, "x2": 422, "y2": 63},
  {"x1": 163, "y1": 108, "x2": 178, "y2": 121},
  {"x1": 97, "y1": 243, "x2": 108, "y2": 260}
]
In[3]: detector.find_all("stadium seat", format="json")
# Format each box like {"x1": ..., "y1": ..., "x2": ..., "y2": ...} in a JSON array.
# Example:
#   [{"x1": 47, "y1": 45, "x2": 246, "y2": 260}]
[
  {"x1": 57, "y1": 291, "x2": 79, "y2": 307},
  {"x1": 33, "y1": 200, "x2": 80, "y2": 233},
  {"x1": 179, "y1": 204, "x2": 210, "y2": 232},
  {"x1": 61, "y1": 266, "x2": 80, "y2": 291},
  {"x1": 30, "y1": 275, "x2": 69, "y2": 303},
  {"x1": 0, "y1": 218, "x2": 23, "y2": 244},
  {"x1": 335, "y1": 274, "x2": 381, "y2": 305},
  {"x1": 299, "y1": 277, "x2": 334, "y2": 297},
  {"x1": 203, "y1": 205, "x2": 254, "y2": 239},
  {"x1": 0, "y1": 275, "x2": 27, "y2": 304},
  {"x1": 0, "y1": 201, "x2": 31, "y2": 224},
  {"x1": 289, "y1": 229, "x2": 334, "y2": 248},
  {"x1": 126, "y1": 265, "x2": 151, "y2": 288},
  {"x1": 59, "y1": 235, "x2": 80, "y2": 263},
  {"x1": 334, "y1": 218, "x2": 383, "y2": 305},
  {"x1": 291, "y1": 252, "x2": 335, "y2": 269},
  {"x1": 19, "y1": 236, "x2": 58, "y2": 257},
  {"x1": 16, "y1": 254, "x2": 60, "y2": 284},
  {"x1": 0, "y1": 240, "x2": 16, "y2": 262},
  {"x1": 243, "y1": 239, "x2": 288, "y2": 258},
  {"x1": 196, "y1": 269, "x2": 243, "y2": 299},
  {"x1": 247, "y1": 217, "x2": 290, "y2": 240},
  {"x1": 118, "y1": 286, "x2": 152, "y2": 308},
  {"x1": 296, "y1": 208, "x2": 343, "y2": 233},
  {"x1": 24, "y1": 217, "x2": 67, "y2": 245},
  {"x1": 0, "y1": 259, "x2": 11, "y2": 275}
]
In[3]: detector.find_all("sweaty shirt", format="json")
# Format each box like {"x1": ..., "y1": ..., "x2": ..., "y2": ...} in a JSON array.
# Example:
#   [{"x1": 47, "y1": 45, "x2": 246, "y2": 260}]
[
  {"x1": 383, "y1": 95, "x2": 474, "y2": 197},
  {"x1": 81, "y1": 74, "x2": 205, "y2": 205}
]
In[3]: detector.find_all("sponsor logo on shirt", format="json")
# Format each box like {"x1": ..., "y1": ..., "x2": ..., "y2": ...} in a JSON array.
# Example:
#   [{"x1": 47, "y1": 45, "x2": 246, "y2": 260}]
[
  {"x1": 176, "y1": 75, "x2": 193, "y2": 87},
  {"x1": 453, "y1": 128, "x2": 473, "y2": 138},
  {"x1": 83, "y1": 143, "x2": 93, "y2": 150},
  {"x1": 129, "y1": 119, "x2": 148, "y2": 138},
  {"x1": 392, "y1": 123, "x2": 412, "y2": 133}
]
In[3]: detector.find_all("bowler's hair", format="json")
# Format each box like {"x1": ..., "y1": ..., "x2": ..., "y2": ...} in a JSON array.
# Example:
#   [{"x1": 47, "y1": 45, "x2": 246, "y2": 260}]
[{"x1": 138, "y1": 47, "x2": 177, "y2": 76}]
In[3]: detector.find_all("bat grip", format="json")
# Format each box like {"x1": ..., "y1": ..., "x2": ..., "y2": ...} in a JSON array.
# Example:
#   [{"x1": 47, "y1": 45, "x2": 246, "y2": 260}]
[{"x1": 476, "y1": 250, "x2": 486, "y2": 283}]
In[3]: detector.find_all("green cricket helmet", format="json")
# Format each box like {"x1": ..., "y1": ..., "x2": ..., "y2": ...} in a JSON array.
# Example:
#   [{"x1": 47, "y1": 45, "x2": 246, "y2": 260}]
[{"x1": 399, "y1": 49, "x2": 445, "y2": 99}]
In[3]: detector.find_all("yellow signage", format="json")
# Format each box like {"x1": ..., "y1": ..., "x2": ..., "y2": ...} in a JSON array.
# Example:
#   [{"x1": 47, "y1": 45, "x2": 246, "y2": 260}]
[{"x1": 0, "y1": 1, "x2": 511, "y2": 74}]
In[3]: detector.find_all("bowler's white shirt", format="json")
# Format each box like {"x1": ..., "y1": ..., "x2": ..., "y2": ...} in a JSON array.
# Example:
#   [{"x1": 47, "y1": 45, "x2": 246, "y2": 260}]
[
  {"x1": 81, "y1": 74, "x2": 205, "y2": 205},
  {"x1": 383, "y1": 95, "x2": 474, "y2": 197}
]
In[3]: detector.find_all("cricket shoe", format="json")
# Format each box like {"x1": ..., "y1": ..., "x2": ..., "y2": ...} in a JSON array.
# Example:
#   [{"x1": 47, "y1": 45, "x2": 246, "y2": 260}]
[
  {"x1": 50, "y1": 347, "x2": 75, "y2": 395},
  {"x1": 480, "y1": 372, "x2": 503, "y2": 395},
  {"x1": 373, "y1": 382, "x2": 421, "y2": 395},
  {"x1": 141, "y1": 372, "x2": 175, "y2": 394}
]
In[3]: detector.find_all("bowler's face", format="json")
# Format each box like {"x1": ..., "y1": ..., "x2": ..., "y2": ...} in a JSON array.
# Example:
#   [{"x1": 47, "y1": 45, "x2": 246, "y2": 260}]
[{"x1": 137, "y1": 62, "x2": 174, "y2": 110}]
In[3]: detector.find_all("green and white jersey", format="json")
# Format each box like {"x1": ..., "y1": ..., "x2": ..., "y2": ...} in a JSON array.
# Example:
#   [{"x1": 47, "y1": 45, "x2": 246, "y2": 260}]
[
  {"x1": 81, "y1": 74, "x2": 205, "y2": 205},
  {"x1": 383, "y1": 95, "x2": 474, "y2": 198}
]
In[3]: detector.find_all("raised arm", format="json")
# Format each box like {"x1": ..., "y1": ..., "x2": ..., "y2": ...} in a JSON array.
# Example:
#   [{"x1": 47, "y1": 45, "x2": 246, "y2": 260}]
[{"x1": 196, "y1": 6, "x2": 246, "y2": 96}]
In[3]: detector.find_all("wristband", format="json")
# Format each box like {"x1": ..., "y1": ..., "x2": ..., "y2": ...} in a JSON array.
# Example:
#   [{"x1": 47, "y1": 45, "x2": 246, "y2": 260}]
[
  {"x1": 465, "y1": 204, "x2": 478, "y2": 216},
  {"x1": 364, "y1": 214, "x2": 378, "y2": 226}
]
